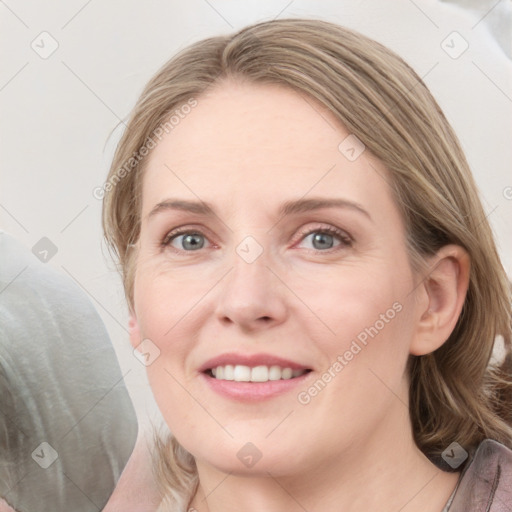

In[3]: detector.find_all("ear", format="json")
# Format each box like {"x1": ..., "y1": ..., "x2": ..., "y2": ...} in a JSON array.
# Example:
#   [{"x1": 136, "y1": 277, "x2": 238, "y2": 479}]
[
  {"x1": 128, "y1": 309, "x2": 142, "y2": 350},
  {"x1": 410, "y1": 244, "x2": 470, "y2": 356}
]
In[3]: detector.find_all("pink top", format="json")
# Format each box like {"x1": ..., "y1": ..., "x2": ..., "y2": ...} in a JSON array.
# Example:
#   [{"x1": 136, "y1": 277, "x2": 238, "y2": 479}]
[{"x1": 443, "y1": 439, "x2": 512, "y2": 511}]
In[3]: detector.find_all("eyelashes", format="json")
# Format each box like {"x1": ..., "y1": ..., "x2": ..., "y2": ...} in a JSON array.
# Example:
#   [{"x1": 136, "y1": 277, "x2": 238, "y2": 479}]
[
  {"x1": 297, "y1": 226, "x2": 353, "y2": 251},
  {"x1": 160, "y1": 224, "x2": 353, "y2": 255},
  {"x1": 161, "y1": 228, "x2": 208, "y2": 250}
]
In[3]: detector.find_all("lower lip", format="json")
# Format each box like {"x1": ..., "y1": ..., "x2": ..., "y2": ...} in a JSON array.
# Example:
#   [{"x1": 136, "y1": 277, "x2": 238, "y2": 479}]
[{"x1": 200, "y1": 372, "x2": 312, "y2": 402}]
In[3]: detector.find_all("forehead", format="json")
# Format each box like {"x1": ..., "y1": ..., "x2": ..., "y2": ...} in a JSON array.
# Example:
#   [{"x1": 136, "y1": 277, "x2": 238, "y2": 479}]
[{"x1": 141, "y1": 80, "x2": 395, "y2": 217}]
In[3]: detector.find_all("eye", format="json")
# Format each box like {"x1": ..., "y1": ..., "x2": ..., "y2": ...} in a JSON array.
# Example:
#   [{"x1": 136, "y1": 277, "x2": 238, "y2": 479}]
[
  {"x1": 161, "y1": 225, "x2": 352, "y2": 254},
  {"x1": 296, "y1": 226, "x2": 352, "y2": 252},
  {"x1": 162, "y1": 229, "x2": 210, "y2": 251}
]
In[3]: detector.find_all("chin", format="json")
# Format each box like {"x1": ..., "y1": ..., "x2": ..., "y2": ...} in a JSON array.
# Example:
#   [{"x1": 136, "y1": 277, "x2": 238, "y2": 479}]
[{"x1": 183, "y1": 436, "x2": 307, "y2": 476}]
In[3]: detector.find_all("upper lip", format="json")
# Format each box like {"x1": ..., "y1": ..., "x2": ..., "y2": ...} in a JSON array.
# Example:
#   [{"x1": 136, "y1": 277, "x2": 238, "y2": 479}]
[{"x1": 198, "y1": 352, "x2": 311, "y2": 373}]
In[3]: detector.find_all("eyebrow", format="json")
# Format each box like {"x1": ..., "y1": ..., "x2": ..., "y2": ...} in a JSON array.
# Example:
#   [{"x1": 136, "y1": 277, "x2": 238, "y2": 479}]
[{"x1": 147, "y1": 197, "x2": 372, "y2": 221}]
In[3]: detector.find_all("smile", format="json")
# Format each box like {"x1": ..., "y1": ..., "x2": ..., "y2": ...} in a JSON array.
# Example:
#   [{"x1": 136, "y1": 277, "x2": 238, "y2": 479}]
[
  {"x1": 208, "y1": 365, "x2": 310, "y2": 382},
  {"x1": 199, "y1": 353, "x2": 313, "y2": 401}
]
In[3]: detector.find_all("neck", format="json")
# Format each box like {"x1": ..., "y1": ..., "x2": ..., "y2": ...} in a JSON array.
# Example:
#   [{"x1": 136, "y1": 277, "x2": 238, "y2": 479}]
[{"x1": 189, "y1": 398, "x2": 459, "y2": 512}]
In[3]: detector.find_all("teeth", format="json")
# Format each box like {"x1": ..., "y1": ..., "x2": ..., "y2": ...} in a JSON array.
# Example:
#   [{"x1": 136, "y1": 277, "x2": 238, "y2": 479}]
[
  {"x1": 281, "y1": 368, "x2": 292, "y2": 379},
  {"x1": 224, "y1": 364, "x2": 234, "y2": 380},
  {"x1": 251, "y1": 365, "x2": 268, "y2": 382},
  {"x1": 269, "y1": 365, "x2": 282, "y2": 381},
  {"x1": 233, "y1": 365, "x2": 251, "y2": 382},
  {"x1": 210, "y1": 364, "x2": 308, "y2": 382}
]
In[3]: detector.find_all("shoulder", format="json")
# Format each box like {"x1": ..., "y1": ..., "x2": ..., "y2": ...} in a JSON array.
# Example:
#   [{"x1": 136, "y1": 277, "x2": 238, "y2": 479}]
[{"x1": 449, "y1": 439, "x2": 512, "y2": 511}]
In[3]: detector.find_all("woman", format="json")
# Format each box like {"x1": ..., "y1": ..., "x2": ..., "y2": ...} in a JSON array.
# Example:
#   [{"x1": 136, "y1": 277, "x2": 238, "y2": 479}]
[{"x1": 102, "y1": 19, "x2": 512, "y2": 511}]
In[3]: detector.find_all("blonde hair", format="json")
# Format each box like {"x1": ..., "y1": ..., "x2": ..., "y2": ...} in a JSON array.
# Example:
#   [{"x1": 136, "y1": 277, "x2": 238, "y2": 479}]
[{"x1": 102, "y1": 18, "x2": 512, "y2": 509}]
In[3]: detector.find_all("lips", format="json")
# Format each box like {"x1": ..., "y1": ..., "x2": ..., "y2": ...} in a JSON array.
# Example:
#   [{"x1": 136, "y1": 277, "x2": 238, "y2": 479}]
[{"x1": 199, "y1": 353, "x2": 312, "y2": 387}]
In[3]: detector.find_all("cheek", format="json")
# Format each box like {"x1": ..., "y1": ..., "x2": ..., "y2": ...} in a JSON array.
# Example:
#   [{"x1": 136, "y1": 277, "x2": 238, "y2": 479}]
[
  {"x1": 133, "y1": 265, "x2": 209, "y2": 347},
  {"x1": 309, "y1": 268, "x2": 414, "y2": 384},
  {"x1": 132, "y1": 268, "x2": 212, "y2": 424},
  {"x1": 145, "y1": 362, "x2": 211, "y2": 449},
  {"x1": 307, "y1": 264, "x2": 408, "y2": 336},
  {"x1": 146, "y1": 361, "x2": 185, "y2": 416},
  {"x1": 295, "y1": 286, "x2": 413, "y2": 440}
]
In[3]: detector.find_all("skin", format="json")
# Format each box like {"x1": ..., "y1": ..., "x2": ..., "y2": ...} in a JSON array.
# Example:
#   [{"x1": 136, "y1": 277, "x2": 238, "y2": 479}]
[
  {"x1": 103, "y1": 432, "x2": 161, "y2": 511},
  {"x1": 129, "y1": 80, "x2": 470, "y2": 511},
  {"x1": 0, "y1": 498, "x2": 16, "y2": 512}
]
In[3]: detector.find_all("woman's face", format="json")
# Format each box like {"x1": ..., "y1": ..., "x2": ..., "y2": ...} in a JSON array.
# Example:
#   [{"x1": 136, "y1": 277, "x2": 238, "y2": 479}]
[{"x1": 130, "y1": 80, "x2": 427, "y2": 475}]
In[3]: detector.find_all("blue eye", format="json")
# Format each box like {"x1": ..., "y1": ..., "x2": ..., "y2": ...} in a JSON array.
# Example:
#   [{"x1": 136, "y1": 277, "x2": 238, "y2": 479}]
[
  {"x1": 302, "y1": 231, "x2": 339, "y2": 250},
  {"x1": 162, "y1": 225, "x2": 352, "y2": 254},
  {"x1": 297, "y1": 227, "x2": 352, "y2": 252},
  {"x1": 164, "y1": 231, "x2": 207, "y2": 251}
]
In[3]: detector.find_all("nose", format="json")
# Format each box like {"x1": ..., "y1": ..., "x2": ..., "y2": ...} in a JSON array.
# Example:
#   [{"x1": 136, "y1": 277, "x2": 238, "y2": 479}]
[{"x1": 214, "y1": 247, "x2": 288, "y2": 333}]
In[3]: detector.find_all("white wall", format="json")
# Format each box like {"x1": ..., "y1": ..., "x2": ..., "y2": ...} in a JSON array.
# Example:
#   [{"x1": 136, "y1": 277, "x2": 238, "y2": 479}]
[{"x1": 1, "y1": 0, "x2": 511, "y2": 430}]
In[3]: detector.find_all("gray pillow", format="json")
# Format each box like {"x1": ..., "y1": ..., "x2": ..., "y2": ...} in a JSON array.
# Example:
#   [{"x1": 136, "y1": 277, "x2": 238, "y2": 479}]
[{"x1": 0, "y1": 231, "x2": 138, "y2": 511}]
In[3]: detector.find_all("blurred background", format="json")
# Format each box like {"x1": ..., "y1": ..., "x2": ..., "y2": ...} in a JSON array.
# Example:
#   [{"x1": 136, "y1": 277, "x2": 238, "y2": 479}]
[{"x1": 1, "y1": 0, "x2": 511, "y2": 433}]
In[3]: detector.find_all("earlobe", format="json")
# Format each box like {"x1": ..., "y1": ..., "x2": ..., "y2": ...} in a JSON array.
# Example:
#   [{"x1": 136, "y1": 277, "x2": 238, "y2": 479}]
[
  {"x1": 410, "y1": 245, "x2": 470, "y2": 356},
  {"x1": 128, "y1": 312, "x2": 141, "y2": 349}
]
